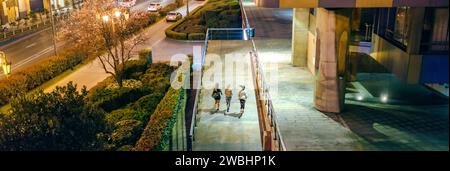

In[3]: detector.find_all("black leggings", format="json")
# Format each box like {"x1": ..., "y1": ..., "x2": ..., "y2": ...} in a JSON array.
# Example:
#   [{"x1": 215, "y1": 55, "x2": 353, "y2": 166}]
[{"x1": 240, "y1": 99, "x2": 246, "y2": 109}]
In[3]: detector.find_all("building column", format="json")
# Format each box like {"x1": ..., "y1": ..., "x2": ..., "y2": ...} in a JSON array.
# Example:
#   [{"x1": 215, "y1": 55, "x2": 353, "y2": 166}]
[
  {"x1": 1, "y1": 2, "x2": 7, "y2": 25},
  {"x1": 406, "y1": 8, "x2": 426, "y2": 84},
  {"x1": 291, "y1": 8, "x2": 310, "y2": 67},
  {"x1": 314, "y1": 8, "x2": 351, "y2": 113}
]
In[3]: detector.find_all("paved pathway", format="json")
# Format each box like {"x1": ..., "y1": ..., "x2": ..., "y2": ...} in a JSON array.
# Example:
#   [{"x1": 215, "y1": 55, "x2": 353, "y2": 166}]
[
  {"x1": 193, "y1": 40, "x2": 262, "y2": 151},
  {"x1": 245, "y1": 1, "x2": 449, "y2": 151}
]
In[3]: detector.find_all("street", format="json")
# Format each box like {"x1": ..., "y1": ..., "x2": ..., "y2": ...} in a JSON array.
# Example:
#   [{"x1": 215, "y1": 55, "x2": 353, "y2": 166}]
[
  {"x1": 44, "y1": 0, "x2": 205, "y2": 91},
  {"x1": 0, "y1": 0, "x2": 176, "y2": 75}
]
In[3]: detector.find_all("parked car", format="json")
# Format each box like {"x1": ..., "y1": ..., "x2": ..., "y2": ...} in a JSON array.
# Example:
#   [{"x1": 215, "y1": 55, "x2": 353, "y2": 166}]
[
  {"x1": 166, "y1": 12, "x2": 182, "y2": 22},
  {"x1": 147, "y1": 2, "x2": 162, "y2": 12}
]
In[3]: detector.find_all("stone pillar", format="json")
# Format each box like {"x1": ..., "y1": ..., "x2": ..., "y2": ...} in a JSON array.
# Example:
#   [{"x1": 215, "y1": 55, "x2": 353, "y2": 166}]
[
  {"x1": 1, "y1": 2, "x2": 7, "y2": 25},
  {"x1": 314, "y1": 8, "x2": 351, "y2": 113},
  {"x1": 406, "y1": 8, "x2": 426, "y2": 84},
  {"x1": 291, "y1": 8, "x2": 310, "y2": 67}
]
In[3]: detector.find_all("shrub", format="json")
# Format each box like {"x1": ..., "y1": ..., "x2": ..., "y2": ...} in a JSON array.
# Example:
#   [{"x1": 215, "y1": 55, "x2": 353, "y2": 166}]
[
  {"x1": 165, "y1": 0, "x2": 242, "y2": 40},
  {"x1": 110, "y1": 119, "x2": 144, "y2": 147},
  {"x1": 138, "y1": 49, "x2": 152, "y2": 63},
  {"x1": 117, "y1": 145, "x2": 134, "y2": 151},
  {"x1": 0, "y1": 82, "x2": 106, "y2": 151},
  {"x1": 165, "y1": 29, "x2": 188, "y2": 39},
  {"x1": 0, "y1": 51, "x2": 85, "y2": 106},
  {"x1": 88, "y1": 86, "x2": 150, "y2": 112},
  {"x1": 106, "y1": 108, "x2": 148, "y2": 124},
  {"x1": 131, "y1": 93, "x2": 165, "y2": 114},
  {"x1": 87, "y1": 63, "x2": 174, "y2": 112},
  {"x1": 134, "y1": 87, "x2": 185, "y2": 151},
  {"x1": 188, "y1": 33, "x2": 206, "y2": 40},
  {"x1": 134, "y1": 62, "x2": 188, "y2": 151},
  {"x1": 123, "y1": 60, "x2": 148, "y2": 79}
]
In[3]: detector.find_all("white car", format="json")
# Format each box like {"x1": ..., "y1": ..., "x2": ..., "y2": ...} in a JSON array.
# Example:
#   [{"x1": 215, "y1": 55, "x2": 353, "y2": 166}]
[
  {"x1": 166, "y1": 12, "x2": 182, "y2": 22},
  {"x1": 147, "y1": 3, "x2": 162, "y2": 12}
]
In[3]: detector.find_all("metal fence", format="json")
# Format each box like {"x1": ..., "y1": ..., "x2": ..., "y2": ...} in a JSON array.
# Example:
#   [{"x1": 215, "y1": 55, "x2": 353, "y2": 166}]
[
  {"x1": 240, "y1": 0, "x2": 286, "y2": 151},
  {"x1": 187, "y1": 0, "x2": 286, "y2": 151},
  {"x1": 1, "y1": 12, "x2": 71, "y2": 41}
]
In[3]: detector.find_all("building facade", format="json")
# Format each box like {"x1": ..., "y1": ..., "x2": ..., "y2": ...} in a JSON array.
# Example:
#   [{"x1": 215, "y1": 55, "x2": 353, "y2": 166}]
[
  {"x1": 1, "y1": 0, "x2": 81, "y2": 25},
  {"x1": 254, "y1": 0, "x2": 449, "y2": 113}
]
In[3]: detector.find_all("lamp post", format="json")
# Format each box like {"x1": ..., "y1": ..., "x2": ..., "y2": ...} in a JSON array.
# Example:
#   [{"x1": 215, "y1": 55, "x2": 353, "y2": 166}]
[
  {"x1": 49, "y1": 1, "x2": 58, "y2": 56},
  {"x1": 186, "y1": 0, "x2": 189, "y2": 17},
  {"x1": 0, "y1": 51, "x2": 12, "y2": 76}
]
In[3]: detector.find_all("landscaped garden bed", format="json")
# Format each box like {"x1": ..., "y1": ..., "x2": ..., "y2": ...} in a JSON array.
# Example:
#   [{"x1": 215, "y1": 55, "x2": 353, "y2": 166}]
[{"x1": 165, "y1": 0, "x2": 242, "y2": 40}]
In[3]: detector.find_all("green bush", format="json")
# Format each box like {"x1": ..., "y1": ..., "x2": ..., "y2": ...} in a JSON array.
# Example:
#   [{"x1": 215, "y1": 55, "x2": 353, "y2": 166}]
[
  {"x1": 188, "y1": 33, "x2": 206, "y2": 40},
  {"x1": 165, "y1": 29, "x2": 188, "y2": 39},
  {"x1": 141, "y1": 63, "x2": 175, "y2": 92},
  {"x1": 131, "y1": 93, "x2": 165, "y2": 114},
  {"x1": 134, "y1": 87, "x2": 185, "y2": 151},
  {"x1": 0, "y1": 82, "x2": 106, "y2": 151},
  {"x1": 117, "y1": 145, "x2": 134, "y2": 151},
  {"x1": 0, "y1": 51, "x2": 85, "y2": 106},
  {"x1": 172, "y1": 0, "x2": 241, "y2": 34},
  {"x1": 88, "y1": 63, "x2": 174, "y2": 112},
  {"x1": 123, "y1": 60, "x2": 148, "y2": 80},
  {"x1": 134, "y1": 62, "x2": 189, "y2": 151},
  {"x1": 88, "y1": 87, "x2": 150, "y2": 112},
  {"x1": 106, "y1": 108, "x2": 148, "y2": 124},
  {"x1": 110, "y1": 119, "x2": 144, "y2": 147},
  {"x1": 138, "y1": 49, "x2": 152, "y2": 63}
]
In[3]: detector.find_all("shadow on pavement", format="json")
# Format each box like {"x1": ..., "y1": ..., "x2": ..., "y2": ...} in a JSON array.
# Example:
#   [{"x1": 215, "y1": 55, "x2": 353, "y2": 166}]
[{"x1": 325, "y1": 104, "x2": 449, "y2": 150}]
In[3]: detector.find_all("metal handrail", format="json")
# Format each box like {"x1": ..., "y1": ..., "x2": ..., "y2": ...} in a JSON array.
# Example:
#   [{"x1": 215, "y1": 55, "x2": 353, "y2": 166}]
[
  {"x1": 188, "y1": 28, "x2": 209, "y2": 151},
  {"x1": 188, "y1": 0, "x2": 287, "y2": 151},
  {"x1": 240, "y1": 0, "x2": 287, "y2": 151}
]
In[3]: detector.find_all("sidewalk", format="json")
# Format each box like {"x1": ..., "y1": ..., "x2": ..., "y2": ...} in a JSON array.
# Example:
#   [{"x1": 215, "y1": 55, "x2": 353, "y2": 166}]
[
  {"x1": 246, "y1": 3, "x2": 448, "y2": 151},
  {"x1": 193, "y1": 40, "x2": 262, "y2": 151}
]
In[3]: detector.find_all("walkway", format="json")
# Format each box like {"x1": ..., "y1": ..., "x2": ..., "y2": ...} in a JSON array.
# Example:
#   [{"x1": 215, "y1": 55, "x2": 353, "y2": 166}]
[
  {"x1": 244, "y1": 1, "x2": 448, "y2": 151},
  {"x1": 193, "y1": 40, "x2": 262, "y2": 151}
]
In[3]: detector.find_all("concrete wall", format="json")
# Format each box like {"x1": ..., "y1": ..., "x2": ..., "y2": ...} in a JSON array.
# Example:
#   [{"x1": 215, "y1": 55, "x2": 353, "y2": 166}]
[
  {"x1": 370, "y1": 34, "x2": 421, "y2": 83},
  {"x1": 291, "y1": 8, "x2": 309, "y2": 67}
]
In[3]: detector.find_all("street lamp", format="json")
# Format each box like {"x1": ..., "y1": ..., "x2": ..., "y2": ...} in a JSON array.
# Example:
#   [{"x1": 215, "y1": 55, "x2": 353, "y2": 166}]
[
  {"x1": 102, "y1": 15, "x2": 110, "y2": 22},
  {"x1": 186, "y1": 0, "x2": 190, "y2": 17},
  {"x1": 0, "y1": 51, "x2": 12, "y2": 76},
  {"x1": 49, "y1": 1, "x2": 58, "y2": 56},
  {"x1": 114, "y1": 10, "x2": 122, "y2": 18}
]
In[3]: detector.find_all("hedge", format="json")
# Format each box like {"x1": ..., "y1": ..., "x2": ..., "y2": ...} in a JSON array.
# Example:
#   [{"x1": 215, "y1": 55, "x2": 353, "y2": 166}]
[
  {"x1": 165, "y1": 29, "x2": 188, "y2": 40},
  {"x1": 106, "y1": 108, "x2": 147, "y2": 124},
  {"x1": 134, "y1": 63, "x2": 189, "y2": 151},
  {"x1": 166, "y1": 0, "x2": 242, "y2": 40},
  {"x1": 133, "y1": 87, "x2": 185, "y2": 151},
  {"x1": 188, "y1": 33, "x2": 206, "y2": 40},
  {"x1": 0, "y1": 51, "x2": 85, "y2": 106},
  {"x1": 111, "y1": 119, "x2": 144, "y2": 148},
  {"x1": 165, "y1": 4, "x2": 204, "y2": 40},
  {"x1": 122, "y1": 60, "x2": 148, "y2": 80}
]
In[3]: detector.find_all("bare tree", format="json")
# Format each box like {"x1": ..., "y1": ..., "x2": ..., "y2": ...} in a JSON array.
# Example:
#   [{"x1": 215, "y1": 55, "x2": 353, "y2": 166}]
[{"x1": 58, "y1": 0, "x2": 150, "y2": 87}]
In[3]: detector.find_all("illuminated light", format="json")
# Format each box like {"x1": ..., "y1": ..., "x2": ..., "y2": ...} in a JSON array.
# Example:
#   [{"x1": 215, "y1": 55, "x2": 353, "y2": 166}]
[
  {"x1": 380, "y1": 94, "x2": 388, "y2": 103},
  {"x1": 243, "y1": 29, "x2": 248, "y2": 40},
  {"x1": 102, "y1": 15, "x2": 110, "y2": 22},
  {"x1": 356, "y1": 95, "x2": 364, "y2": 101},
  {"x1": 114, "y1": 11, "x2": 122, "y2": 18}
]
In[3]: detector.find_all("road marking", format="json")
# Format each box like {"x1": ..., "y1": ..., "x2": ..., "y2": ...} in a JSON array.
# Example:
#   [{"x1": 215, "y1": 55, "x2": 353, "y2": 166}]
[
  {"x1": 12, "y1": 46, "x2": 53, "y2": 70},
  {"x1": 25, "y1": 43, "x2": 37, "y2": 49}
]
